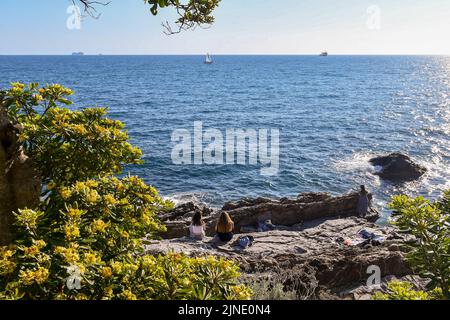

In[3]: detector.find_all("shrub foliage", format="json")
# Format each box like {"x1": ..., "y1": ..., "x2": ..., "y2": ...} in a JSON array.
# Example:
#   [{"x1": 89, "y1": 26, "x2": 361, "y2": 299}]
[
  {"x1": 373, "y1": 191, "x2": 449, "y2": 300},
  {"x1": 0, "y1": 83, "x2": 251, "y2": 300}
]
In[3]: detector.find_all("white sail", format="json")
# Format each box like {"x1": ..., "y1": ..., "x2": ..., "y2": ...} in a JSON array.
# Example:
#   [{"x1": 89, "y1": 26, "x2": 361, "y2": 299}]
[{"x1": 205, "y1": 53, "x2": 213, "y2": 64}]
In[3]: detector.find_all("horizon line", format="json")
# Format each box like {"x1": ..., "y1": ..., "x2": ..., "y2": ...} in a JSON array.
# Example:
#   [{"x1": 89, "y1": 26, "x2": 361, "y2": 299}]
[{"x1": 1, "y1": 53, "x2": 450, "y2": 56}]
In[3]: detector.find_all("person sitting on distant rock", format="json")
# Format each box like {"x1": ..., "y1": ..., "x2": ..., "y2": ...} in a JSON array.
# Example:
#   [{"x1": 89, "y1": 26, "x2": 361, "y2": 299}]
[
  {"x1": 189, "y1": 212, "x2": 206, "y2": 240},
  {"x1": 216, "y1": 212, "x2": 234, "y2": 242},
  {"x1": 257, "y1": 219, "x2": 276, "y2": 232},
  {"x1": 357, "y1": 185, "x2": 371, "y2": 217}
]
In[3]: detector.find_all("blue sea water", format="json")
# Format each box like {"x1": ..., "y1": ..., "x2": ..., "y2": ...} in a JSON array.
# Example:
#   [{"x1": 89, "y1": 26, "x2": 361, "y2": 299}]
[{"x1": 1, "y1": 55, "x2": 449, "y2": 221}]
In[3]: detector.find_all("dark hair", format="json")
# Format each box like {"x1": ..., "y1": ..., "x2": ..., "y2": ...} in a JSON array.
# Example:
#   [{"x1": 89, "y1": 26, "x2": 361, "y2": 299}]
[
  {"x1": 360, "y1": 185, "x2": 366, "y2": 192},
  {"x1": 192, "y1": 212, "x2": 203, "y2": 227}
]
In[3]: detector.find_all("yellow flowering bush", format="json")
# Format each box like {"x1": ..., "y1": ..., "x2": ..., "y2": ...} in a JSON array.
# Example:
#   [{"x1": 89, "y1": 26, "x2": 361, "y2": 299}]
[
  {"x1": 1, "y1": 202, "x2": 251, "y2": 299},
  {"x1": 0, "y1": 83, "x2": 251, "y2": 300},
  {"x1": 372, "y1": 281, "x2": 444, "y2": 300},
  {"x1": 2, "y1": 82, "x2": 142, "y2": 186},
  {"x1": 389, "y1": 192, "x2": 450, "y2": 298},
  {"x1": 372, "y1": 191, "x2": 450, "y2": 300}
]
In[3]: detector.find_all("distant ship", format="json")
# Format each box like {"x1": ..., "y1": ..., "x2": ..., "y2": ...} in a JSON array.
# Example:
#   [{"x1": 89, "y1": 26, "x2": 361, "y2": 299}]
[
  {"x1": 72, "y1": 52, "x2": 84, "y2": 56},
  {"x1": 204, "y1": 53, "x2": 213, "y2": 64},
  {"x1": 319, "y1": 51, "x2": 328, "y2": 56}
]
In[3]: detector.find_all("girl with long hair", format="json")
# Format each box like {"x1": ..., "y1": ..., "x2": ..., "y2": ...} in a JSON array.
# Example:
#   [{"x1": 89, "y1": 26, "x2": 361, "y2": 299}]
[{"x1": 216, "y1": 211, "x2": 234, "y2": 242}]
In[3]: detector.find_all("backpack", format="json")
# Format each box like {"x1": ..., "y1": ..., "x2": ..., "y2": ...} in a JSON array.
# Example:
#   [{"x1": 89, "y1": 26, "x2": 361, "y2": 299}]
[{"x1": 237, "y1": 236, "x2": 255, "y2": 249}]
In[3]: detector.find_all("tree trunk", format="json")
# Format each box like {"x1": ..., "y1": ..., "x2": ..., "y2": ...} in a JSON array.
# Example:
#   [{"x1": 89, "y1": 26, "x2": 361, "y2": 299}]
[{"x1": 0, "y1": 108, "x2": 40, "y2": 245}]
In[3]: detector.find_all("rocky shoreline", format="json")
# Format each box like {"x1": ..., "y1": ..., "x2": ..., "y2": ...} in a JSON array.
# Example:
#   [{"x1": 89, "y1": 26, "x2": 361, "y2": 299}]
[
  {"x1": 0, "y1": 108, "x2": 426, "y2": 300},
  {"x1": 148, "y1": 192, "x2": 418, "y2": 300},
  {"x1": 159, "y1": 192, "x2": 380, "y2": 239}
]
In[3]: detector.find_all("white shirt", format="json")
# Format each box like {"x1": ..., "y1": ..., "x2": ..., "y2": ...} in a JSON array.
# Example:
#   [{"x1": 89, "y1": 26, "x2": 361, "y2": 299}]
[{"x1": 189, "y1": 224, "x2": 205, "y2": 239}]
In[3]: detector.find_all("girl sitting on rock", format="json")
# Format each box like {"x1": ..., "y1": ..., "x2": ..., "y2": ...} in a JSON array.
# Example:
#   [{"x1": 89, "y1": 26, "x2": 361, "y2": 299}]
[
  {"x1": 189, "y1": 212, "x2": 206, "y2": 240},
  {"x1": 216, "y1": 212, "x2": 234, "y2": 242}
]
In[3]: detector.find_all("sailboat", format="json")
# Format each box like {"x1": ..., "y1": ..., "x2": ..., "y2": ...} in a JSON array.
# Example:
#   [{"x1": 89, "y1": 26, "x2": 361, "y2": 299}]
[{"x1": 204, "y1": 53, "x2": 213, "y2": 64}]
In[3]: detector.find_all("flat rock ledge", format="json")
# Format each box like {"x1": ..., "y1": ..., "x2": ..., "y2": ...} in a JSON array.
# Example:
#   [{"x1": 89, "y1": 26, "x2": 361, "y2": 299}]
[
  {"x1": 147, "y1": 216, "x2": 414, "y2": 299},
  {"x1": 160, "y1": 192, "x2": 379, "y2": 239}
]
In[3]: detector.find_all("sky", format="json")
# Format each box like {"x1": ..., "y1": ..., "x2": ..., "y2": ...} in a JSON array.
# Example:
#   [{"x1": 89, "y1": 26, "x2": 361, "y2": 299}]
[{"x1": 1, "y1": 0, "x2": 450, "y2": 55}]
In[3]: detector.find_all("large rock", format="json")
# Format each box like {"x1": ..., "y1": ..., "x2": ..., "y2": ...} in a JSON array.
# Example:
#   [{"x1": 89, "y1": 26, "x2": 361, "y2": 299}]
[
  {"x1": 370, "y1": 153, "x2": 427, "y2": 182},
  {"x1": 0, "y1": 108, "x2": 40, "y2": 245},
  {"x1": 146, "y1": 217, "x2": 413, "y2": 299},
  {"x1": 160, "y1": 192, "x2": 379, "y2": 239},
  {"x1": 159, "y1": 201, "x2": 215, "y2": 239}
]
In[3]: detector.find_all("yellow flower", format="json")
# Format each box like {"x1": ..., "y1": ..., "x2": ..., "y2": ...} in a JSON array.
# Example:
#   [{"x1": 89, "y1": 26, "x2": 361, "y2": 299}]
[
  {"x1": 0, "y1": 247, "x2": 17, "y2": 275},
  {"x1": 23, "y1": 246, "x2": 39, "y2": 256},
  {"x1": 60, "y1": 188, "x2": 72, "y2": 200},
  {"x1": 122, "y1": 263, "x2": 138, "y2": 273},
  {"x1": 19, "y1": 267, "x2": 49, "y2": 285},
  {"x1": 141, "y1": 256, "x2": 156, "y2": 269},
  {"x1": 104, "y1": 286, "x2": 114, "y2": 297},
  {"x1": 84, "y1": 253, "x2": 99, "y2": 265},
  {"x1": 55, "y1": 246, "x2": 80, "y2": 263},
  {"x1": 66, "y1": 208, "x2": 85, "y2": 219},
  {"x1": 111, "y1": 261, "x2": 123, "y2": 274},
  {"x1": 72, "y1": 124, "x2": 87, "y2": 135},
  {"x1": 65, "y1": 224, "x2": 80, "y2": 240},
  {"x1": 11, "y1": 82, "x2": 25, "y2": 91},
  {"x1": 15, "y1": 209, "x2": 42, "y2": 230},
  {"x1": 92, "y1": 219, "x2": 109, "y2": 233},
  {"x1": 74, "y1": 181, "x2": 87, "y2": 193},
  {"x1": 35, "y1": 240, "x2": 46, "y2": 248},
  {"x1": 1, "y1": 247, "x2": 15, "y2": 259},
  {"x1": 85, "y1": 180, "x2": 99, "y2": 188},
  {"x1": 121, "y1": 289, "x2": 137, "y2": 300},
  {"x1": 0, "y1": 260, "x2": 16, "y2": 275},
  {"x1": 86, "y1": 190, "x2": 99, "y2": 203},
  {"x1": 33, "y1": 93, "x2": 43, "y2": 102},
  {"x1": 47, "y1": 182, "x2": 56, "y2": 190},
  {"x1": 94, "y1": 124, "x2": 108, "y2": 137},
  {"x1": 142, "y1": 194, "x2": 153, "y2": 203},
  {"x1": 101, "y1": 267, "x2": 113, "y2": 279},
  {"x1": 35, "y1": 268, "x2": 50, "y2": 284},
  {"x1": 141, "y1": 214, "x2": 157, "y2": 227},
  {"x1": 103, "y1": 194, "x2": 117, "y2": 206},
  {"x1": 120, "y1": 231, "x2": 129, "y2": 238},
  {"x1": 17, "y1": 133, "x2": 29, "y2": 143},
  {"x1": 231, "y1": 285, "x2": 252, "y2": 300}
]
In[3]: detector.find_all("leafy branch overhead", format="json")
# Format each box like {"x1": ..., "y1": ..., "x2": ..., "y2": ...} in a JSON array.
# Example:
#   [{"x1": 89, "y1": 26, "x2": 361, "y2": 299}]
[
  {"x1": 146, "y1": 0, "x2": 221, "y2": 34},
  {"x1": 74, "y1": 0, "x2": 221, "y2": 34}
]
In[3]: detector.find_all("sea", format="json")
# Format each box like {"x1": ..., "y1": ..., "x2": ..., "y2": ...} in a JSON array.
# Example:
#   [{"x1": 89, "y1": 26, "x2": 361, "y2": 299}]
[{"x1": 1, "y1": 55, "x2": 449, "y2": 222}]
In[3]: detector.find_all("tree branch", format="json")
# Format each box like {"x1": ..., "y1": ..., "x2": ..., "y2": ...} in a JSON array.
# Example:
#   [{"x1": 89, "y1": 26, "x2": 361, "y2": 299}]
[{"x1": 72, "y1": 0, "x2": 111, "y2": 19}]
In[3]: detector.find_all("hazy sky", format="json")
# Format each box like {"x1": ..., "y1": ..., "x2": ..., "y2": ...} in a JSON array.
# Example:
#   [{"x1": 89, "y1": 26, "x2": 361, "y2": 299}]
[{"x1": 1, "y1": 0, "x2": 450, "y2": 55}]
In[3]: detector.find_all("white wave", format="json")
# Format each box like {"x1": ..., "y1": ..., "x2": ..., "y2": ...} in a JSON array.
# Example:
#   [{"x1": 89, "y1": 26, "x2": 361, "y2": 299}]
[
  {"x1": 163, "y1": 191, "x2": 222, "y2": 209},
  {"x1": 333, "y1": 151, "x2": 380, "y2": 176}
]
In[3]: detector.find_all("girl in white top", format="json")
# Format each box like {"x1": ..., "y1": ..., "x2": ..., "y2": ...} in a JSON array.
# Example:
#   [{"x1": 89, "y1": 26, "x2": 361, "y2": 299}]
[{"x1": 189, "y1": 212, "x2": 206, "y2": 240}]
